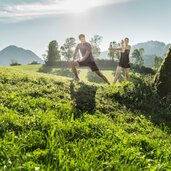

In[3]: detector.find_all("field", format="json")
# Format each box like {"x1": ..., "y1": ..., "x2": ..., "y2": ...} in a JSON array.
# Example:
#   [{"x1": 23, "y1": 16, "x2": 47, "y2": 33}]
[
  {"x1": 9, "y1": 64, "x2": 130, "y2": 84},
  {"x1": 0, "y1": 65, "x2": 171, "y2": 171}
]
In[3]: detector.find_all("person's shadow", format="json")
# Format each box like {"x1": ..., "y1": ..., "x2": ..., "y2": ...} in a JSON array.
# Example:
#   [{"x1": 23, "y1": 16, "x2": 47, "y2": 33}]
[{"x1": 70, "y1": 81, "x2": 98, "y2": 117}]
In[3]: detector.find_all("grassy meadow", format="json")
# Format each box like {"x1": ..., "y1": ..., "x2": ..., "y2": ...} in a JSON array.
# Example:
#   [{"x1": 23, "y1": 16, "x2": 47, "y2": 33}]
[
  {"x1": 0, "y1": 65, "x2": 171, "y2": 170},
  {"x1": 9, "y1": 64, "x2": 130, "y2": 84}
]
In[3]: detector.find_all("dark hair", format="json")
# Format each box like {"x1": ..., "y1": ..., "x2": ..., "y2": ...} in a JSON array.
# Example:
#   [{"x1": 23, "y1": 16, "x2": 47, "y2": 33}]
[
  {"x1": 125, "y1": 37, "x2": 129, "y2": 41},
  {"x1": 79, "y1": 34, "x2": 85, "y2": 40}
]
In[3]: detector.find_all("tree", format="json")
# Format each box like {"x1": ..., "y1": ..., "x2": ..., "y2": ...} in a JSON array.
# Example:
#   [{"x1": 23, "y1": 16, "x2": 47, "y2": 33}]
[
  {"x1": 154, "y1": 56, "x2": 163, "y2": 70},
  {"x1": 154, "y1": 47, "x2": 171, "y2": 103},
  {"x1": 108, "y1": 41, "x2": 120, "y2": 61},
  {"x1": 90, "y1": 35, "x2": 103, "y2": 59},
  {"x1": 61, "y1": 37, "x2": 76, "y2": 61},
  {"x1": 45, "y1": 40, "x2": 61, "y2": 66},
  {"x1": 42, "y1": 52, "x2": 48, "y2": 63},
  {"x1": 10, "y1": 60, "x2": 21, "y2": 66},
  {"x1": 132, "y1": 48, "x2": 145, "y2": 67}
]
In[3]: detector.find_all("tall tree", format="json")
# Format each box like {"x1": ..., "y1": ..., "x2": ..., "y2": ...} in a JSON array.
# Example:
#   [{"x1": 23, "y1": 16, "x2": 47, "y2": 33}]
[
  {"x1": 61, "y1": 37, "x2": 76, "y2": 61},
  {"x1": 154, "y1": 56, "x2": 163, "y2": 70},
  {"x1": 46, "y1": 40, "x2": 61, "y2": 66},
  {"x1": 108, "y1": 41, "x2": 120, "y2": 61},
  {"x1": 132, "y1": 48, "x2": 145, "y2": 67},
  {"x1": 90, "y1": 35, "x2": 103, "y2": 59},
  {"x1": 154, "y1": 47, "x2": 171, "y2": 103}
]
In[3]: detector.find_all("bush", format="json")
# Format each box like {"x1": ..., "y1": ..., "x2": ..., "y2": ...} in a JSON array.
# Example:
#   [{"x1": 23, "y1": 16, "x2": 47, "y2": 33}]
[
  {"x1": 10, "y1": 60, "x2": 21, "y2": 66},
  {"x1": 28, "y1": 61, "x2": 40, "y2": 65},
  {"x1": 131, "y1": 64, "x2": 155, "y2": 75}
]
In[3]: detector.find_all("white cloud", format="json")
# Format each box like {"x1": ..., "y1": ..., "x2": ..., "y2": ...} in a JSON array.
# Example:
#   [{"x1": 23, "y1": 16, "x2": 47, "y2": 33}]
[{"x1": 0, "y1": 0, "x2": 130, "y2": 21}]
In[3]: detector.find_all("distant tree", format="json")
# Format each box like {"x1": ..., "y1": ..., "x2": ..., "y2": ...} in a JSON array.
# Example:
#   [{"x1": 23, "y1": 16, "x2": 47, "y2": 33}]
[
  {"x1": 60, "y1": 37, "x2": 76, "y2": 61},
  {"x1": 45, "y1": 40, "x2": 61, "y2": 66},
  {"x1": 90, "y1": 35, "x2": 103, "y2": 59},
  {"x1": 132, "y1": 48, "x2": 145, "y2": 67},
  {"x1": 42, "y1": 53, "x2": 48, "y2": 63},
  {"x1": 154, "y1": 56, "x2": 163, "y2": 70},
  {"x1": 29, "y1": 61, "x2": 40, "y2": 65},
  {"x1": 108, "y1": 41, "x2": 120, "y2": 61},
  {"x1": 10, "y1": 60, "x2": 21, "y2": 66}
]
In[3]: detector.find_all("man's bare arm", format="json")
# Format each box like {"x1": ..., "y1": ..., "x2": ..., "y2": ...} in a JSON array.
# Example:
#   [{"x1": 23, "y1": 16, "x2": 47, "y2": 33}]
[
  {"x1": 73, "y1": 50, "x2": 78, "y2": 61},
  {"x1": 80, "y1": 51, "x2": 90, "y2": 62}
]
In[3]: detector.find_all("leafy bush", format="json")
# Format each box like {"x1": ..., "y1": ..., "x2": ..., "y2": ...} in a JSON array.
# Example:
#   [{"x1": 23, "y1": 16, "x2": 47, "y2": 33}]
[
  {"x1": 10, "y1": 60, "x2": 21, "y2": 66},
  {"x1": 131, "y1": 64, "x2": 155, "y2": 75},
  {"x1": 96, "y1": 73, "x2": 171, "y2": 125},
  {"x1": 28, "y1": 61, "x2": 40, "y2": 65}
]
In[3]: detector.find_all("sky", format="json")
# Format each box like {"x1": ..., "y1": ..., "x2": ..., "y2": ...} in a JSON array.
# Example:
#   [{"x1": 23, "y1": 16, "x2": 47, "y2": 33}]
[{"x1": 0, "y1": 0, "x2": 171, "y2": 57}]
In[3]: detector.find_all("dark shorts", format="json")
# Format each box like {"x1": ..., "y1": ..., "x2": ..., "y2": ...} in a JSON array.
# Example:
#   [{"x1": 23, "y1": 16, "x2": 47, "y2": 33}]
[
  {"x1": 118, "y1": 63, "x2": 130, "y2": 69},
  {"x1": 77, "y1": 59, "x2": 99, "y2": 72},
  {"x1": 119, "y1": 57, "x2": 130, "y2": 68}
]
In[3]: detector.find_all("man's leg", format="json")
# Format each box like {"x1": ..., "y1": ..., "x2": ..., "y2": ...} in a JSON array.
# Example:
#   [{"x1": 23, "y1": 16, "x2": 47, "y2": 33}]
[
  {"x1": 124, "y1": 68, "x2": 130, "y2": 82},
  {"x1": 113, "y1": 66, "x2": 122, "y2": 84},
  {"x1": 70, "y1": 61, "x2": 79, "y2": 78},
  {"x1": 95, "y1": 70, "x2": 110, "y2": 85}
]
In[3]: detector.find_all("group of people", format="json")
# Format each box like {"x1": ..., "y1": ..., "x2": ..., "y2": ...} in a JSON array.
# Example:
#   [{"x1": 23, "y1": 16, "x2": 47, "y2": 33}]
[{"x1": 70, "y1": 34, "x2": 131, "y2": 85}]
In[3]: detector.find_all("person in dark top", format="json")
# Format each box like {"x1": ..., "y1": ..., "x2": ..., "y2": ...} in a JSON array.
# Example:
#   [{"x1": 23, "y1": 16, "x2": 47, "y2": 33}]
[
  {"x1": 70, "y1": 34, "x2": 110, "y2": 84},
  {"x1": 109, "y1": 37, "x2": 131, "y2": 84}
]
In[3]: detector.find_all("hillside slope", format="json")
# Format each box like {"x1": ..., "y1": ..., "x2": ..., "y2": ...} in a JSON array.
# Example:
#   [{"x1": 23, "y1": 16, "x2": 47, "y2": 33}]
[{"x1": 0, "y1": 67, "x2": 171, "y2": 170}]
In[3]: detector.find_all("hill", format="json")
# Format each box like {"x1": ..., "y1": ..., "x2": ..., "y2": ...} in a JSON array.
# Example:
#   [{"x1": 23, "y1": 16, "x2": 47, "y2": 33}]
[
  {"x1": 100, "y1": 41, "x2": 170, "y2": 67},
  {"x1": 131, "y1": 41, "x2": 166, "y2": 56},
  {"x1": 0, "y1": 66, "x2": 171, "y2": 170},
  {"x1": 0, "y1": 45, "x2": 44, "y2": 66}
]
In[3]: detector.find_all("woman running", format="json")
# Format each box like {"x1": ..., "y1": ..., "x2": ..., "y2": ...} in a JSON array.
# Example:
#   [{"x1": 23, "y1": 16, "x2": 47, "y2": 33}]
[{"x1": 109, "y1": 38, "x2": 131, "y2": 84}]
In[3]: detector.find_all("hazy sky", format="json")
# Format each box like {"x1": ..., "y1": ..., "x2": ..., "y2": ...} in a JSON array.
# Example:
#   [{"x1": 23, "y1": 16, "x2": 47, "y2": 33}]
[{"x1": 0, "y1": 0, "x2": 170, "y2": 57}]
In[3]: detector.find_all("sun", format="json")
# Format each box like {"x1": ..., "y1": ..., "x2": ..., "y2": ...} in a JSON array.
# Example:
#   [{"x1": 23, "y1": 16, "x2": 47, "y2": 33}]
[{"x1": 62, "y1": 0, "x2": 92, "y2": 14}]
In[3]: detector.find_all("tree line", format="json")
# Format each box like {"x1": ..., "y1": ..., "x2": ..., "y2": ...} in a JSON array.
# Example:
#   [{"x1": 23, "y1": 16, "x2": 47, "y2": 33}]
[{"x1": 43, "y1": 35, "x2": 163, "y2": 70}]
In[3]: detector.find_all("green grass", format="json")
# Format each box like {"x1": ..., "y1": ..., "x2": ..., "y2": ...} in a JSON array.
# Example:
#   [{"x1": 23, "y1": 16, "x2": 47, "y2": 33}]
[
  {"x1": 0, "y1": 66, "x2": 171, "y2": 170},
  {"x1": 9, "y1": 64, "x2": 126, "y2": 84}
]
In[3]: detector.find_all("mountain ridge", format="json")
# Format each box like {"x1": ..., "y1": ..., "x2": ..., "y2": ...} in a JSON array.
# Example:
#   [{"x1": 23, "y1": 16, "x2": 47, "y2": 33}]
[
  {"x1": 100, "y1": 40, "x2": 170, "y2": 66},
  {"x1": 0, "y1": 45, "x2": 44, "y2": 66}
]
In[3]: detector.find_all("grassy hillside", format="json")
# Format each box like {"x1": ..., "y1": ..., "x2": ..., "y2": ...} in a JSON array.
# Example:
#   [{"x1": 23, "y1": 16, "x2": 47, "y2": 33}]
[
  {"x1": 0, "y1": 67, "x2": 171, "y2": 170},
  {"x1": 8, "y1": 64, "x2": 139, "y2": 84}
]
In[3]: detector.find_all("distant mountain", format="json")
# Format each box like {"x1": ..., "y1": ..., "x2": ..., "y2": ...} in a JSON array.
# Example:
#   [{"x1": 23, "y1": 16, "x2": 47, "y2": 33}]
[
  {"x1": 131, "y1": 41, "x2": 166, "y2": 56},
  {"x1": 99, "y1": 41, "x2": 170, "y2": 67},
  {"x1": 0, "y1": 45, "x2": 44, "y2": 66}
]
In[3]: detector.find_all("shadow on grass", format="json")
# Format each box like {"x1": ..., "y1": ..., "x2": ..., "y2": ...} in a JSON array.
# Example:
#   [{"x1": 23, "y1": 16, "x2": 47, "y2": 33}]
[
  {"x1": 38, "y1": 65, "x2": 73, "y2": 78},
  {"x1": 70, "y1": 81, "x2": 98, "y2": 117},
  {"x1": 53, "y1": 68, "x2": 73, "y2": 78},
  {"x1": 97, "y1": 75, "x2": 171, "y2": 130},
  {"x1": 38, "y1": 65, "x2": 53, "y2": 73}
]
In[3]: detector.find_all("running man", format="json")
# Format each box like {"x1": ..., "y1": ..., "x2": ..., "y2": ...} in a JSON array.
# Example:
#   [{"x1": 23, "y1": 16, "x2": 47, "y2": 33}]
[
  {"x1": 70, "y1": 34, "x2": 110, "y2": 84},
  {"x1": 109, "y1": 38, "x2": 131, "y2": 84}
]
